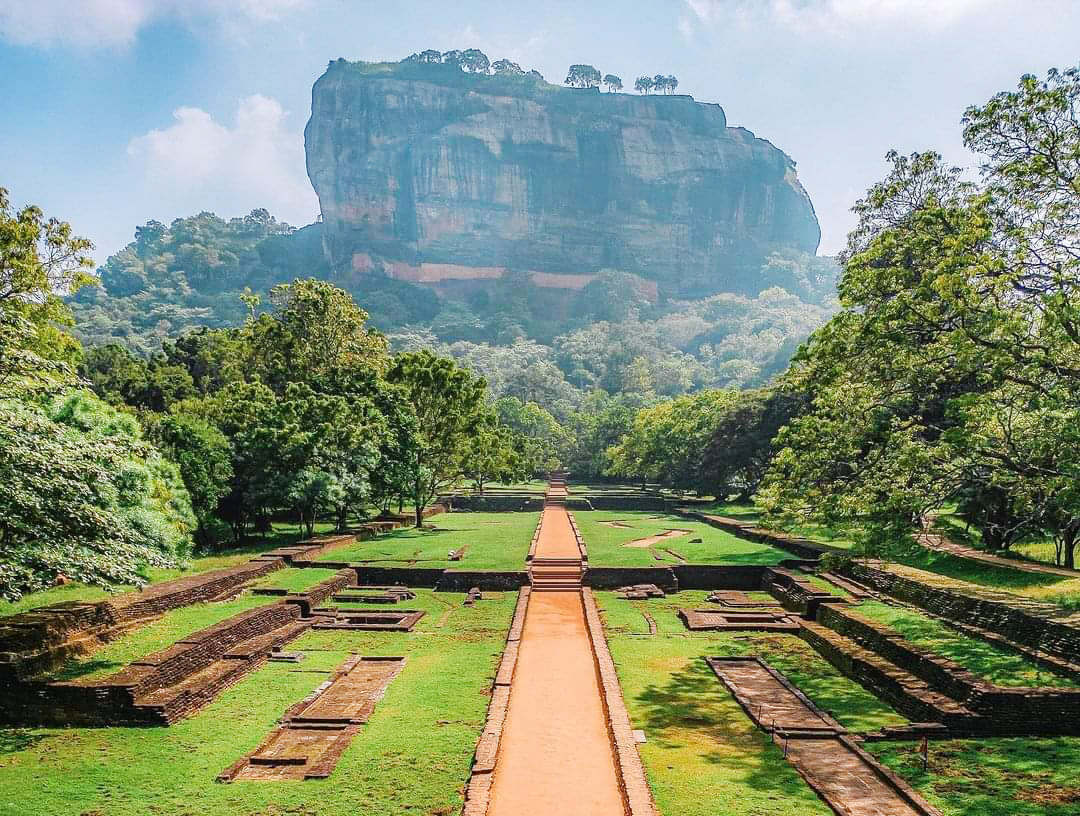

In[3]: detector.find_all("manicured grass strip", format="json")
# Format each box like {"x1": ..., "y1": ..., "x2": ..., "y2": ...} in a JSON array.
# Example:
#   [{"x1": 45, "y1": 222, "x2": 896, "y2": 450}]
[
  {"x1": 0, "y1": 591, "x2": 516, "y2": 816},
  {"x1": 869, "y1": 737, "x2": 1080, "y2": 816},
  {"x1": 604, "y1": 631, "x2": 833, "y2": 815},
  {"x1": 575, "y1": 511, "x2": 792, "y2": 567},
  {"x1": 314, "y1": 511, "x2": 539, "y2": 570},
  {"x1": 854, "y1": 601, "x2": 1077, "y2": 688},
  {"x1": 51, "y1": 594, "x2": 276, "y2": 682},
  {"x1": 597, "y1": 592, "x2": 906, "y2": 734},
  {"x1": 701, "y1": 502, "x2": 857, "y2": 550},
  {"x1": 887, "y1": 553, "x2": 1080, "y2": 611},
  {"x1": 248, "y1": 567, "x2": 341, "y2": 593}
]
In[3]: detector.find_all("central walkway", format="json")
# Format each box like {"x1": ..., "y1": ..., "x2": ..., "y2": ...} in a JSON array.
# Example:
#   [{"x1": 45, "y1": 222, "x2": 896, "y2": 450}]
[{"x1": 487, "y1": 500, "x2": 624, "y2": 816}]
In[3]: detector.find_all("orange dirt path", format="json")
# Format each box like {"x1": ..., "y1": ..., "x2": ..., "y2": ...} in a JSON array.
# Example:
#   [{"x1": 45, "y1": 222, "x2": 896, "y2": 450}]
[
  {"x1": 533, "y1": 504, "x2": 581, "y2": 559},
  {"x1": 487, "y1": 506, "x2": 623, "y2": 816}
]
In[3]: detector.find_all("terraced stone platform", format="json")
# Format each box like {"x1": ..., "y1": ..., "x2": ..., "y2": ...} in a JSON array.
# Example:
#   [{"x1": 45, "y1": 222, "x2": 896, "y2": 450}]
[
  {"x1": 708, "y1": 657, "x2": 941, "y2": 816},
  {"x1": 219, "y1": 655, "x2": 405, "y2": 781}
]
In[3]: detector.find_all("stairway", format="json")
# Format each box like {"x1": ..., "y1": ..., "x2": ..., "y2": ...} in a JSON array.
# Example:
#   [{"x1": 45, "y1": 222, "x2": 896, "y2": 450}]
[{"x1": 529, "y1": 558, "x2": 583, "y2": 592}]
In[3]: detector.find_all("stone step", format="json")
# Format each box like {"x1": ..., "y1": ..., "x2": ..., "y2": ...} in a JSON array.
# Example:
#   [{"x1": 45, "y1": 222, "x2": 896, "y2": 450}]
[{"x1": 800, "y1": 621, "x2": 980, "y2": 727}]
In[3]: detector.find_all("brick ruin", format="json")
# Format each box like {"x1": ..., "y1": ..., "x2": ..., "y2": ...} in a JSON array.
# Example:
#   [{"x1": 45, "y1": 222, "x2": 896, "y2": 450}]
[{"x1": 218, "y1": 655, "x2": 406, "y2": 781}]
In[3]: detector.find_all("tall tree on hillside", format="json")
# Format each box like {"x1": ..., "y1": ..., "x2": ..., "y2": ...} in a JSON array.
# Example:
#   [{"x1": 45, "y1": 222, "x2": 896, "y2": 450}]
[
  {"x1": 386, "y1": 350, "x2": 488, "y2": 526},
  {"x1": 460, "y1": 49, "x2": 490, "y2": 74},
  {"x1": 492, "y1": 59, "x2": 525, "y2": 76},
  {"x1": 565, "y1": 64, "x2": 602, "y2": 89},
  {"x1": 634, "y1": 75, "x2": 654, "y2": 94},
  {"x1": 603, "y1": 74, "x2": 623, "y2": 93}
]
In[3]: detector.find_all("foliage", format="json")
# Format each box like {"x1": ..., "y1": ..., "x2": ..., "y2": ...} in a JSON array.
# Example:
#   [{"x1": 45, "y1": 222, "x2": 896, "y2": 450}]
[
  {"x1": 603, "y1": 74, "x2": 622, "y2": 92},
  {"x1": 703, "y1": 387, "x2": 810, "y2": 500},
  {"x1": 608, "y1": 389, "x2": 738, "y2": 492},
  {"x1": 565, "y1": 64, "x2": 601, "y2": 89},
  {"x1": 0, "y1": 391, "x2": 195, "y2": 599},
  {"x1": 495, "y1": 396, "x2": 573, "y2": 473},
  {"x1": 153, "y1": 413, "x2": 233, "y2": 546},
  {"x1": 760, "y1": 67, "x2": 1080, "y2": 565},
  {"x1": 386, "y1": 350, "x2": 488, "y2": 525}
]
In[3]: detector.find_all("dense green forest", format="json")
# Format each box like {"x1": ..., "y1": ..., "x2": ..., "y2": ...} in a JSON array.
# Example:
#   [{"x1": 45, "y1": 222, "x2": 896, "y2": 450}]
[{"x1": 3, "y1": 66, "x2": 1077, "y2": 601}]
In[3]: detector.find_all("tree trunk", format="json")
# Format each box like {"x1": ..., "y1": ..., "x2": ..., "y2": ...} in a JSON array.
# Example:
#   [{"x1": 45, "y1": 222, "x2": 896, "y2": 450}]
[{"x1": 1064, "y1": 521, "x2": 1079, "y2": 570}]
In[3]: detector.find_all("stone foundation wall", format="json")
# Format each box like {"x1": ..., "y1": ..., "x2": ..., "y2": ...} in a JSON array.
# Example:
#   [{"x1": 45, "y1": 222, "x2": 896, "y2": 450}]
[
  {"x1": 847, "y1": 563, "x2": 1080, "y2": 663},
  {"x1": 674, "y1": 565, "x2": 766, "y2": 590},
  {"x1": 585, "y1": 567, "x2": 679, "y2": 591}
]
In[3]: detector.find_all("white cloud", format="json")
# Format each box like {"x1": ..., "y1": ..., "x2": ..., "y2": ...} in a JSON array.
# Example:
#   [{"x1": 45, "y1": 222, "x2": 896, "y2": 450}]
[
  {"x1": 128, "y1": 94, "x2": 318, "y2": 228},
  {"x1": 0, "y1": 0, "x2": 306, "y2": 48},
  {"x1": 683, "y1": 0, "x2": 994, "y2": 32}
]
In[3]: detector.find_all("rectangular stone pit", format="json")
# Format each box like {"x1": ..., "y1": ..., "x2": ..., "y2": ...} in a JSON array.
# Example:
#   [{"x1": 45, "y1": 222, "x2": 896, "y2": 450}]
[
  {"x1": 219, "y1": 655, "x2": 405, "y2": 781},
  {"x1": 680, "y1": 609, "x2": 800, "y2": 633},
  {"x1": 311, "y1": 609, "x2": 425, "y2": 632}
]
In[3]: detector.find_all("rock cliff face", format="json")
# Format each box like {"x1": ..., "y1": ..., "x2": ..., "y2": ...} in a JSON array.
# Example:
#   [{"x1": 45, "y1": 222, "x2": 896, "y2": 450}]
[{"x1": 305, "y1": 60, "x2": 820, "y2": 299}]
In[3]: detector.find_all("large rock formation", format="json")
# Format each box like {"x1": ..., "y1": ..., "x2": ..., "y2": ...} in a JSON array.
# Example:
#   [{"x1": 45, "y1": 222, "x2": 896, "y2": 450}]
[{"x1": 305, "y1": 60, "x2": 820, "y2": 300}]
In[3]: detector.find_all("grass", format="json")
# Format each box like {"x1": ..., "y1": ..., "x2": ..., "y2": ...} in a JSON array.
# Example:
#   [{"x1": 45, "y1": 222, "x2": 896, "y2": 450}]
[
  {"x1": 597, "y1": 591, "x2": 906, "y2": 733},
  {"x1": 50, "y1": 593, "x2": 277, "y2": 682},
  {"x1": 314, "y1": 510, "x2": 540, "y2": 570},
  {"x1": 869, "y1": 737, "x2": 1080, "y2": 816},
  {"x1": 247, "y1": 567, "x2": 341, "y2": 593},
  {"x1": 595, "y1": 590, "x2": 905, "y2": 816},
  {"x1": 701, "y1": 501, "x2": 857, "y2": 550},
  {"x1": 935, "y1": 513, "x2": 1071, "y2": 571},
  {"x1": 887, "y1": 550, "x2": 1080, "y2": 611},
  {"x1": 575, "y1": 510, "x2": 793, "y2": 567},
  {"x1": 0, "y1": 589, "x2": 517, "y2": 816},
  {"x1": 854, "y1": 600, "x2": 1077, "y2": 688}
]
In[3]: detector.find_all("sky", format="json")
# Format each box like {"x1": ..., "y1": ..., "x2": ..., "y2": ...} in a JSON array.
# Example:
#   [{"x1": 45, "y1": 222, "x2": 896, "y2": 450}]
[{"x1": 1, "y1": 0, "x2": 1078, "y2": 263}]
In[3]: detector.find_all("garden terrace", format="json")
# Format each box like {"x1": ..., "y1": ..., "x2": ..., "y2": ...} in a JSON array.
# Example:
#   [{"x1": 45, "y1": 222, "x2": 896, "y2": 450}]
[
  {"x1": 572, "y1": 510, "x2": 795, "y2": 568},
  {"x1": 312, "y1": 510, "x2": 541, "y2": 570},
  {"x1": 0, "y1": 588, "x2": 517, "y2": 815}
]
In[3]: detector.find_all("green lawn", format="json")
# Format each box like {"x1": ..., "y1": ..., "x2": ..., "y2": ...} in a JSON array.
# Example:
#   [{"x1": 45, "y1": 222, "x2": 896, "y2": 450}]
[
  {"x1": 313, "y1": 510, "x2": 539, "y2": 570},
  {"x1": 869, "y1": 738, "x2": 1080, "y2": 816},
  {"x1": 51, "y1": 593, "x2": 277, "y2": 682},
  {"x1": 854, "y1": 601, "x2": 1077, "y2": 688},
  {"x1": 700, "y1": 502, "x2": 857, "y2": 550},
  {"x1": 596, "y1": 590, "x2": 905, "y2": 816},
  {"x1": 248, "y1": 567, "x2": 341, "y2": 593},
  {"x1": 0, "y1": 589, "x2": 516, "y2": 816},
  {"x1": 597, "y1": 591, "x2": 906, "y2": 733},
  {"x1": 887, "y1": 551, "x2": 1080, "y2": 611},
  {"x1": 575, "y1": 510, "x2": 793, "y2": 567}
]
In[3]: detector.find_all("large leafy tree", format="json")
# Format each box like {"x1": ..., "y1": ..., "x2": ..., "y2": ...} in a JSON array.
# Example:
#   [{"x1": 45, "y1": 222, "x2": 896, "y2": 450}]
[
  {"x1": 386, "y1": 350, "x2": 487, "y2": 526},
  {"x1": 0, "y1": 392, "x2": 195, "y2": 599},
  {"x1": 760, "y1": 68, "x2": 1080, "y2": 565}
]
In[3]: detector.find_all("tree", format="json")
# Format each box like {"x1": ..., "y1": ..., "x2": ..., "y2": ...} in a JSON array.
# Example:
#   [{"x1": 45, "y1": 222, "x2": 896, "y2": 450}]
[
  {"x1": 759, "y1": 68, "x2": 1080, "y2": 560},
  {"x1": 603, "y1": 74, "x2": 623, "y2": 93},
  {"x1": 492, "y1": 59, "x2": 525, "y2": 77},
  {"x1": 441, "y1": 50, "x2": 463, "y2": 69},
  {"x1": 155, "y1": 413, "x2": 233, "y2": 547},
  {"x1": 386, "y1": 350, "x2": 488, "y2": 526},
  {"x1": 244, "y1": 278, "x2": 388, "y2": 392},
  {"x1": 703, "y1": 387, "x2": 809, "y2": 501},
  {"x1": 460, "y1": 49, "x2": 490, "y2": 74},
  {"x1": 0, "y1": 391, "x2": 195, "y2": 599},
  {"x1": 462, "y1": 421, "x2": 523, "y2": 494},
  {"x1": 565, "y1": 64, "x2": 602, "y2": 89},
  {"x1": 0, "y1": 186, "x2": 95, "y2": 392},
  {"x1": 495, "y1": 396, "x2": 572, "y2": 474},
  {"x1": 634, "y1": 75, "x2": 654, "y2": 94},
  {"x1": 666, "y1": 75, "x2": 679, "y2": 94},
  {"x1": 418, "y1": 49, "x2": 442, "y2": 64}
]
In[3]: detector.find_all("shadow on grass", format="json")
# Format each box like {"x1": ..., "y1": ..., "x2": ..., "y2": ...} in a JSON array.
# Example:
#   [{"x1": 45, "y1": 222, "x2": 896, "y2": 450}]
[
  {"x1": 630, "y1": 658, "x2": 820, "y2": 802},
  {"x1": 0, "y1": 729, "x2": 49, "y2": 754},
  {"x1": 52, "y1": 657, "x2": 125, "y2": 682}
]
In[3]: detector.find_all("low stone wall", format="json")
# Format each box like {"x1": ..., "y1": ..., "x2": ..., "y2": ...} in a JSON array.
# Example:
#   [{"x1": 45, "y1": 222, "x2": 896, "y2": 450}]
[
  {"x1": 442, "y1": 495, "x2": 543, "y2": 512},
  {"x1": 675, "y1": 565, "x2": 766, "y2": 590},
  {"x1": 763, "y1": 567, "x2": 846, "y2": 617},
  {"x1": 816, "y1": 603, "x2": 1080, "y2": 735},
  {"x1": 436, "y1": 571, "x2": 529, "y2": 592},
  {"x1": 847, "y1": 563, "x2": 1080, "y2": 664},
  {"x1": 284, "y1": 569, "x2": 356, "y2": 616},
  {"x1": 585, "y1": 567, "x2": 679, "y2": 592},
  {"x1": 351, "y1": 567, "x2": 447, "y2": 587}
]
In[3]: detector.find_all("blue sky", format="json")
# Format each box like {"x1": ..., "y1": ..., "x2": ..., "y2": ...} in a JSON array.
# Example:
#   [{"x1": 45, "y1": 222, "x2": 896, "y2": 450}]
[{"x1": 1, "y1": 0, "x2": 1078, "y2": 262}]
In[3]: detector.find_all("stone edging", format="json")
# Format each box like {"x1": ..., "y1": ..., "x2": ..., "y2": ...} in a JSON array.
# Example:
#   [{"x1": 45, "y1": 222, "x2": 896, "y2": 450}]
[
  {"x1": 567, "y1": 512, "x2": 588, "y2": 564},
  {"x1": 461, "y1": 586, "x2": 531, "y2": 816},
  {"x1": 526, "y1": 515, "x2": 543, "y2": 562},
  {"x1": 581, "y1": 588, "x2": 658, "y2": 816}
]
